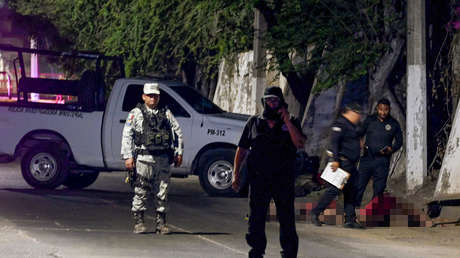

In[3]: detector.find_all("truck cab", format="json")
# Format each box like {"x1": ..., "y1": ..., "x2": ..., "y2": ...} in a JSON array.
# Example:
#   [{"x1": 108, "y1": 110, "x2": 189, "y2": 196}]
[
  {"x1": 0, "y1": 44, "x2": 249, "y2": 196},
  {"x1": 103, "y1": 79, "x2": 249, "y2": 195}
]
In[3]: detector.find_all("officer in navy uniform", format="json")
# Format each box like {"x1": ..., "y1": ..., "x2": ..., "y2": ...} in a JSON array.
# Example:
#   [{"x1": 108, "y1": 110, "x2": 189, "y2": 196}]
[
  {"x1": 232, "y1": 86, "x2": 306, "y2": 258},
  {"x1": 310, "y1": 103, "x2": 364, "y2": 229},
  {"x1": 355, "y1": 98, "x2": 402, "y2": 208},
  {"x1": 121, "y1": 82, "x2": 183, "y2": 235}
]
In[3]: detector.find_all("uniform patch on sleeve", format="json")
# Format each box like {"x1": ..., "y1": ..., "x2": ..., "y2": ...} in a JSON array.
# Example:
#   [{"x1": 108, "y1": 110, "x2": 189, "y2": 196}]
[
  {"x1": 126, "y1": 114, "x2": 134, "y2": 126},
  {"x1": 332, "y1": 126, "x2": 342, "y2": 132}
]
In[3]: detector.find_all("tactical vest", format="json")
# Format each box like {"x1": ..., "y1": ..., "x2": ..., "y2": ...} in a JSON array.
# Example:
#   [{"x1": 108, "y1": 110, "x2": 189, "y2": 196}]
[
  {"x1": 246, "y1": 117, "x2": 297, "y2": 175},
  {"x1": 133, "y1": 104, "x2": 173, "y2": 154}
]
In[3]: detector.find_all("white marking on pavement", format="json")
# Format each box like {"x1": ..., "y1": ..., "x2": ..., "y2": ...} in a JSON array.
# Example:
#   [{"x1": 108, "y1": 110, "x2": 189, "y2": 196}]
[
  {"x1": 81, "y1": 195, "x2": 246, "y2": 255},
  {"x1": 15, "y1": 226, "x2": 130, "y2": 233},
  {"x1": 14, "y1": 222, "x2": 247, "y2": 256},
  {"x1": 17, "y1": 229, "x2": 40, "y2": 243},
  {"x1": 167, "y1": 224, "x2": 246, "y2": 256}
]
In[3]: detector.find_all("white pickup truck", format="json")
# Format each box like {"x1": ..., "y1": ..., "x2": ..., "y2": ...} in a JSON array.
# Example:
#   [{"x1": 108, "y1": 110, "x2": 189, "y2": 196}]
[{"x1": 0, "y1": 44, "x2": 248, "y2": 196}]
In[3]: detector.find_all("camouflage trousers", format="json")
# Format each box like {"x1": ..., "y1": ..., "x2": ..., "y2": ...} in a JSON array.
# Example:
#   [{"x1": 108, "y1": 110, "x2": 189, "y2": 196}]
[{"x1": 131, "y1": 155, "x2": 171, "y2": 214}]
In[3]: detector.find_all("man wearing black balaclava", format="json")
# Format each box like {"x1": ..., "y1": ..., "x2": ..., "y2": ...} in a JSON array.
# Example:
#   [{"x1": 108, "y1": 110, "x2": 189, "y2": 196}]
[{"x1": 232, "y1": 86, "x2": 306, "y2": 258}]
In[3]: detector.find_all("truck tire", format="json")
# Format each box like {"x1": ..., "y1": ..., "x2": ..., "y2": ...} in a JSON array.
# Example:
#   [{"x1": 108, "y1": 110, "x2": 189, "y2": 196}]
[
  {"x1": 63, "y1": 171, "x2": 99, "y2": 189},
  {"x1": 198, "y1": 148, "x2": 247, "y2": 196},
  {"x1": 21, "y1": 144, "x2": 69, "y2": 189}
]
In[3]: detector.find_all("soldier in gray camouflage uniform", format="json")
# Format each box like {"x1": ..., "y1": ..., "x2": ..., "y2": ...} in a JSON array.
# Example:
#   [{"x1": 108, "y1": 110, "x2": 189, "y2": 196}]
[{"x1": 121, "y1": 82, "x2": 183, "y2": 235}]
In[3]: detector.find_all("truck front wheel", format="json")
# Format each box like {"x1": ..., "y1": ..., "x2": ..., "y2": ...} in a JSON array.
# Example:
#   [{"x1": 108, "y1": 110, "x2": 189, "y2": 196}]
[
  {"x1": 21, "y1": 144, "x2": 69, "y2": 189},
  {"x1": 63, "y1": 171, "x2": 99, "y2": 189},
  {"x1": 198, "y1": 148, "x2": 244, "y2": 196}
]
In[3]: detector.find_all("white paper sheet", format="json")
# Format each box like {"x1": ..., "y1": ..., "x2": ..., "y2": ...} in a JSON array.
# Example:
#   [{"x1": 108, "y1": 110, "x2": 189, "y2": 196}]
[{"x1": 320, "y1": 162, "x2": 351, "y2": 189}]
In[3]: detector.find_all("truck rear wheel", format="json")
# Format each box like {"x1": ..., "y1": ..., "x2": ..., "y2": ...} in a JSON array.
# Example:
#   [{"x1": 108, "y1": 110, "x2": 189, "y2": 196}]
[
  {"x1": 198, "y1": 148, "x2": 247, "y2": 196},
  {"x1": 63, "y1": 171, "x2": 99, "y2": 189},
  {"x1": 21, "y1": 144, "x2": 69, "y2": 189}
]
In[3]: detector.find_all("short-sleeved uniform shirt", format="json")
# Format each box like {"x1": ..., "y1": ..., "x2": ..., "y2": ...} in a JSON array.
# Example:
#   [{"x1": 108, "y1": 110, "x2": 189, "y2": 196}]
[{"x1": 238, "y1": 115, "x2": 302, "y2": 177}]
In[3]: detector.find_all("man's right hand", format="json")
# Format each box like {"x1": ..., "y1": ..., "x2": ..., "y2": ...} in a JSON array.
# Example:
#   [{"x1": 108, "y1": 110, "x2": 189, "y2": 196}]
[
  {"x1": 330, "y1": 161, "x2": 339, "y2": 172},
  {"x1": 232, "y1": 172, "x2": 241, "y2": 192},
  {"x1": 125, "y1": 158, "x2": 135, "y2": 170},
  {"x1": 232, "y1": 147, "x2": 247, "y2": 193}
]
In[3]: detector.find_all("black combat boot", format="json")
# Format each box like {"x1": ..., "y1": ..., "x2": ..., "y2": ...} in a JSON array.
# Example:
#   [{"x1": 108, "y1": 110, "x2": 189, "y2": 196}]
[
  {"x1": 310, "y1": 213, "x2": 322, "y2": 227},
  {"x1": 133, "y1": 211, "x2": 147, "y2": 234},
  {"x1": 155, "y1": 212, "x2": 170, "y2": 235},
  {"x1": 248, "y1": 249, "x2": 264, "y2": 258},
  {"x1": 281, "y1": 250, "x2": 297, "y2": 258},
  {"x1": 344, "y1": 217, "x2": 366, "y2": 229}
]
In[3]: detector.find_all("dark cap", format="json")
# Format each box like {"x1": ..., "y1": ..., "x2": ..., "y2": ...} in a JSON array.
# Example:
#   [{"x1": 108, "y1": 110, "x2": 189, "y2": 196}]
[
  {"x1": 263, "y1": 86, "x2": 284, "y2": 100},
  {"x1": 377, "y1": 98, "x2": 391, "y2": 106},
  {"x1": 343, "y1": 102, "x2": 363, "y2": 114}
]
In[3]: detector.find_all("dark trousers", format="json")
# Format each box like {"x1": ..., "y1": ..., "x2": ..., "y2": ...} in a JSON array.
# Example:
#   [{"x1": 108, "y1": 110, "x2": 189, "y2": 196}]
[
  {"x1": 355, "y1": 156, "x2": 390, "y2": 207},
  {"x1": 311, "y1": 160, "x2": 358, "y2": 222},
  {"x1": 246, "y1": 173, "x2": 298, "y2": 258}
]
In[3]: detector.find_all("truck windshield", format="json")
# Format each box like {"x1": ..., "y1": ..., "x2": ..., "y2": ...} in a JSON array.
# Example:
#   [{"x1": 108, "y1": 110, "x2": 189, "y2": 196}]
[{"x1": 171, "y1": 86, "x2": 224, "y2": 114}]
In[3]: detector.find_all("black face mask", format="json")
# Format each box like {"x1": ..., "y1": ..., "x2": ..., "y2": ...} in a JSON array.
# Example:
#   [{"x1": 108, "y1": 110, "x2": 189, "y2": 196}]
[{"x1": 262, "y1": 102, "x2": 281, "y2": 120}]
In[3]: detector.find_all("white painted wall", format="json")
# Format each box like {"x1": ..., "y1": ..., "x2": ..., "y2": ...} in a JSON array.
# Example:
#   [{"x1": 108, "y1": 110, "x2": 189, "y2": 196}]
[
  {"x1": 213, "y1": 51, "x2": 255, "y2": 115},
  {"x1": 406, "y1": 64, "x2": 427, "y2": 191},
  {"x1": 434, "y1": 94, "x2": 460, "y2": 201}
]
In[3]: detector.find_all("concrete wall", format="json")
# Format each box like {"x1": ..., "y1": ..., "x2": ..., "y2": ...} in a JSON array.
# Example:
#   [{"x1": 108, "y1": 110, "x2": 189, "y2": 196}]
[
  {"x1": 301, "y1": 87, "x2": 338, "y2": 157},
  {"x1": 213, "y1": 51, "x2": 371, "y2": 158},
  {"x1": 434, "y1": 30, "x2": 460, "y2": 201},
  {"x1": 434, "y1": 99, "x2": 460, "y2": 201},
  {"x1": 213, "y1": 51, "x2": 256, "y2": 115}
]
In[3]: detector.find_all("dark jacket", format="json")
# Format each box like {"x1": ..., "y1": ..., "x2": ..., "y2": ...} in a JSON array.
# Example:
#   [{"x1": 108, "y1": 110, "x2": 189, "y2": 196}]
[{"x1": 327, "y1": 115, "x2": 361, "y2": 162}]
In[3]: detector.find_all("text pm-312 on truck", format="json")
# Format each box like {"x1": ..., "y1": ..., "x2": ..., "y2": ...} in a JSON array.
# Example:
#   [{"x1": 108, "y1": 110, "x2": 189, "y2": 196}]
[{"x1": 0, "y1": 44, "x2": 249, "y2": 196}]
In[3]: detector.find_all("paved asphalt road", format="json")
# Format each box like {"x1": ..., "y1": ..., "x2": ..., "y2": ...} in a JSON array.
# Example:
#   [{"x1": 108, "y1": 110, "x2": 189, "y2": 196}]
[{"x1": 0, "y1": 160, "x2": 459, "y2": 258}]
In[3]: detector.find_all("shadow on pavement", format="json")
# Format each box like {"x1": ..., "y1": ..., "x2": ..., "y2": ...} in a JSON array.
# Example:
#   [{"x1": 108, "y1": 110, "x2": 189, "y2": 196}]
[{"x1": 0, "y1": 188, "x2": 131, "y2": 203}]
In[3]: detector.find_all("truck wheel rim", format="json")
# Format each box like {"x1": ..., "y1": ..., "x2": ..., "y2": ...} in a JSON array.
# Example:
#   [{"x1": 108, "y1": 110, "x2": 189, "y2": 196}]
[
  {"x1": 29, "y1": 153, "x2": 58, "y2": 182},
  {"x1": 207, "y1": 160, "x2": 233, "y2": 190}
]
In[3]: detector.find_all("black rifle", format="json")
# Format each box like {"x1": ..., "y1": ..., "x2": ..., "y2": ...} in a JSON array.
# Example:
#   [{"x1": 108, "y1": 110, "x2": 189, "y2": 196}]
[{"x1": 125, "y1": 161, "x2": 137, "y2": 188}]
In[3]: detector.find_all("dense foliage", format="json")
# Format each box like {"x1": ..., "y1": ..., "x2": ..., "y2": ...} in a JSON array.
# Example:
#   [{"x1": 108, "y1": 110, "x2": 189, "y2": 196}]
[
  {"x1": 7, "y1": 0, "x2": 253, "y2": 85},
  {"x1": 8, "y1": 0, "x2": 406, "y2": 103},
  {"x1": 253, "y1": 0, "x2": 405, "y2": 105}
]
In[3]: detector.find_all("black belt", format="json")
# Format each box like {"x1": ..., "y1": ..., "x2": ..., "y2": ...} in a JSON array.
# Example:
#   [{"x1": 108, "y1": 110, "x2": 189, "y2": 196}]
[{"x1": 339, "y1": 155, "x2": 359, "y2": 163}]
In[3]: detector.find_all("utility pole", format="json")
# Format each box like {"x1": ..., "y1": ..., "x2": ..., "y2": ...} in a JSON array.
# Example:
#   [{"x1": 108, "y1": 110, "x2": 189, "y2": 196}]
[
  {"x1": 252, "y1": 9, "x2": 267, "y2": 115},
  {"x1": 406, "y1": 0, "x2": 427, "y2": 191}
]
